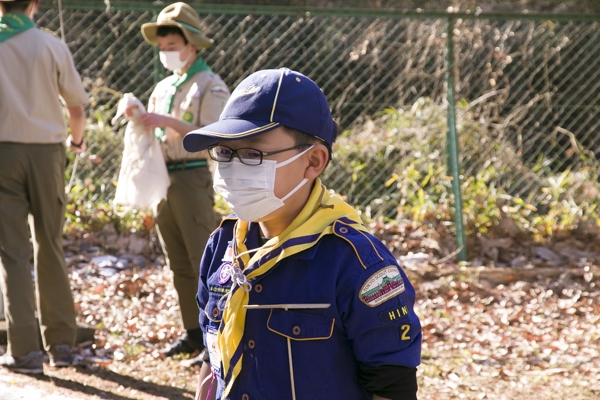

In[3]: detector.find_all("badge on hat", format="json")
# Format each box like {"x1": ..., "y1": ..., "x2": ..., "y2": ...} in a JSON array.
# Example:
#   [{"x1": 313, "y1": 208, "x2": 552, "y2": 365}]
[{"x1": 359, "y1": 266, "x2": 405, "y2": 307}]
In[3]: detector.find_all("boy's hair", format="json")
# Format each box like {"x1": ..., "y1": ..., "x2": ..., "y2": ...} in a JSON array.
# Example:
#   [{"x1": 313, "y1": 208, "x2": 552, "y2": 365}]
[
  {"x1": 0, "y1": 0, "x2": 33, "y2": 13},
  {"x1": 156, "y1": 25, "x2": 188, "y2": 45},
  {"x1": 283, "y1": 121, "x2": 340, "y2": 163}
]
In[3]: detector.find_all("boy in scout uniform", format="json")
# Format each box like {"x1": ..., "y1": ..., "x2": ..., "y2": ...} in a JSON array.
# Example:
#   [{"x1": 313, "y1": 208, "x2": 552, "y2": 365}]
[
  {"x1": 0, "y1": 0, "x2": 88, "y2": 373},
  {"x1": 137, "y1": 2, "x2": 230, "y2": 357},
  {"x1": 183, "y1": 68, "x2": 421, "y2": 399}
]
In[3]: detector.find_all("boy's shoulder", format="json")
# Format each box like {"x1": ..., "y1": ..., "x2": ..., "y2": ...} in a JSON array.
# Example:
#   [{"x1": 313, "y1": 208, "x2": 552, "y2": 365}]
[
  {"x1": 326, "y1": 219, "x2": 395, "y2": 269},
  {"x1": 209, "y1": 215, "x2": 237, "y2": 238}
]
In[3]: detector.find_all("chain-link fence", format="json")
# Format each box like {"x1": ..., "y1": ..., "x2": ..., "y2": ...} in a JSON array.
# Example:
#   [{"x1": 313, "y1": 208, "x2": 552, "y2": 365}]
[{"x1": 36, "y1": 1, "x2": 600, "y2": 256}]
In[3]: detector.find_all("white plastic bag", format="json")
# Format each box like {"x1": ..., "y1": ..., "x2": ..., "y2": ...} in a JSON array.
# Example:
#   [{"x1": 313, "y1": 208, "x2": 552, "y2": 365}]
[{"x1": 112, "y1": 93, "x2": 170, "y2": 211}]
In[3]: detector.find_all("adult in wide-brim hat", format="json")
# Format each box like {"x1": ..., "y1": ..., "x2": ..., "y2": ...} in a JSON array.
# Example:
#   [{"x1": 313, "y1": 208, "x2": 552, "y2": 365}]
[{"x1": 141, "y1": 2, "x2": 213, "y2": 49}]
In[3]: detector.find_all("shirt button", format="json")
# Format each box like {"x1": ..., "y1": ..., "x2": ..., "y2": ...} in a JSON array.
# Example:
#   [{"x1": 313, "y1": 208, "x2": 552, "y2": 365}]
[
  {"x1": 254, "y1": 284, "x2": 263, "y2": 293},
  {"x1": 292, "y1": 325, "x2": 301, "y2": 336},
  {"x1": 242, "y1": 394, "x2": 250, "y2": 400},
  {"x1": 212, "y1": 308, "x2": 219, "y2": 318},
  {"x1": 248, "y1": 339, "x2": 256, "y2": 349}
]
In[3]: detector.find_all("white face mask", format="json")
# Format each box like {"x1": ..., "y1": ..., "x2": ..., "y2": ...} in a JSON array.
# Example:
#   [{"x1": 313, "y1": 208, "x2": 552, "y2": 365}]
[
  {"x1": 213, "y1": 146, "x2": 314, "y2": 222},
  {"x1": 159, "y1": 47, "x2": 191, "y2": 71}
]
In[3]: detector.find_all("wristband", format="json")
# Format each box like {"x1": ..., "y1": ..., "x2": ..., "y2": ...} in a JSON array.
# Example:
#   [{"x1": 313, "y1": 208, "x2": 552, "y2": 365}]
[{"x1": 71, "y1": 137, "x2": 84, "y2": 148}]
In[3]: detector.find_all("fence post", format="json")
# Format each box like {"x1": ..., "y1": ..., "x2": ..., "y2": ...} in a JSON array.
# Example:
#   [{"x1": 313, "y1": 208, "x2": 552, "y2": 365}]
[
  {"x1": 152, "y1": 10, "x2": 162, "y2": 86},
  {"x1": 445, "y1": 15, "x2": 468, "y2": 262}
]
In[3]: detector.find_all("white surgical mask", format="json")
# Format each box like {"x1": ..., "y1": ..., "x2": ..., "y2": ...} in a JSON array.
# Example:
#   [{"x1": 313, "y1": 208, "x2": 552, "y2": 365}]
[
  {"x1": 213, "y1": 146, "x2": 314, "y2": 221},
  {"x1": 159, "y1": 47, "x2": 191, "y2": 71}
]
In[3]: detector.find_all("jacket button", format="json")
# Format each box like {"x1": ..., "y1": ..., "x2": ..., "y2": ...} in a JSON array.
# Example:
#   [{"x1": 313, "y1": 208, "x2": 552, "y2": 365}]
[
  {"x1": 339, "y1": 226, "x2": 349, "y2": 234},
  {"x1": 254, "y1": 284, "x2": 263, "y2": 293},
  {"x1": 212, "y1": 308, "x2": 219, "y2": 318},
  {"x1": 242, "y1": 394, "x2": 250, "y2": 400},
  {"x1": 248, "y1": 339, "x2": 255, "y2": 349},
  {"x1": 292, "y1": 325, "x2": 301, "y2": 336}
]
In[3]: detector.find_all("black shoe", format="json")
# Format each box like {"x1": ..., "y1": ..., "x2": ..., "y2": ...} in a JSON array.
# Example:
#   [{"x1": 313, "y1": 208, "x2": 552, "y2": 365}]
[
  {"x1": 47, "y1": 344, "x2": 76, "y2": 367},
  {"x1": 0, "y1": 351, "x2": 44, "y2": 374},
  {"x1": 160, "y1": 334, "x2": 205, "y2": 357}
]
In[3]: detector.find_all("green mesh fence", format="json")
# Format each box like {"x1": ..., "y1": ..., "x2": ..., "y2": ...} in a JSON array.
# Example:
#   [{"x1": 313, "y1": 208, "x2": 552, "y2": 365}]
[
  {"x1": 34, "y1": 2, "x2": 600, "y2": 253},
  {"x1": 454, "y1": 17, "x2": 600, "y2": 202}
]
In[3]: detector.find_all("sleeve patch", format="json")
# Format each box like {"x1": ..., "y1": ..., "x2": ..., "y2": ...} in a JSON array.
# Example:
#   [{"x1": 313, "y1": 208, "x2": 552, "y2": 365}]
[
  {"x1": 359, "y1": 266, "x2": 405, "y2": 307},
  {"x1": 210, "y1": 86, "x2": 230, "y2": 98},
  {"x1": 379, "y1": 302, "x2": 411, "y2": 324}
]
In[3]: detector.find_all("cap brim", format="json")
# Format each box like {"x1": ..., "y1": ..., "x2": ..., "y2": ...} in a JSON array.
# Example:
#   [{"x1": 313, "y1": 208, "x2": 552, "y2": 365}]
[{"x1": 183, "y1": 119, "x2": 281, "y2": 152}]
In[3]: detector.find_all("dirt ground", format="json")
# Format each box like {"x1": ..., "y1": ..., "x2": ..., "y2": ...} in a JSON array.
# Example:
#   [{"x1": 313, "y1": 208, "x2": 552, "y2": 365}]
[
  {"x1": 1, "y1": 227, "x2": 599, "y2": 399},
  {"x1": 0, "y1": 352, "x2": 598, "y2": 400}
]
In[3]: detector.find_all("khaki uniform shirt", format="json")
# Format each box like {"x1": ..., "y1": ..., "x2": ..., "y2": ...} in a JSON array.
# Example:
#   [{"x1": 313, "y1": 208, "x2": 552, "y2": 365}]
[
  {"x1": 148, "y1": 70, "x2": 230, "y2": 162},
  {"x1": 0, "y1": 28, "x2": 89, "y2": 143}
]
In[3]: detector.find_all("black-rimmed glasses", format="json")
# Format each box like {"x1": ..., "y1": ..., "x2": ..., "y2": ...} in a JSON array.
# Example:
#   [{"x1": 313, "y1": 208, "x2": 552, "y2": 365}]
[{"x1": 207, "y1": 144, "x2": 310, "y2": 166}]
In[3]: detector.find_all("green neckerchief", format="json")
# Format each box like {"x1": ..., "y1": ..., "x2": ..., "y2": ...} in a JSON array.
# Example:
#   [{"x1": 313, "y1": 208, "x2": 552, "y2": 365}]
[
  {"x1": 0, "y1": 13, "x2": 34, "y2": 42},
  {"x1": 155, "y1": 56, "x2": 212, "y2": 141}
]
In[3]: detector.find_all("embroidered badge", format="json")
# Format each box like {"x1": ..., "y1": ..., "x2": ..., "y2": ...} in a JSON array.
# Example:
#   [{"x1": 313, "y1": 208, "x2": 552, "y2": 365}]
[
  {"x1": 379, "y1": 302, "x2": 411, "y2": 324},
  {"x1": 189, "y1": 83, "x2": 202, "y2": 99},
  {"x1": 182, "y1": 111, "x2": 194, "y2": 123},
  {"x1": 222, "y1": 241, "x2": 234, "y2": 262},
  {"x1": 359, "y1": 266, "x2": 405, "y2": 307},
  {"x1": 229, "y1": 83, "x2": 260, "y2": 102},
  {"x1": 218, "y1": 262, "x2": 232, "y2": 285}
]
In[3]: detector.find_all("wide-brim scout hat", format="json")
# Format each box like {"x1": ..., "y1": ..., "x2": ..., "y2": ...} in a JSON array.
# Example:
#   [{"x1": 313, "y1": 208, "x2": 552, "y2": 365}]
[
  {"x1": 141, "y1": 2, "x2": 213, "y2": 49},
  {"x1": 183, "y1": 68, "x2": 335, "y2": 153}
]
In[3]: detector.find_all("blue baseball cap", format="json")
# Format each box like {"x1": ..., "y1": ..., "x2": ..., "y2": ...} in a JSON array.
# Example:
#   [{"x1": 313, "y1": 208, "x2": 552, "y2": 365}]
[{"x1": 183, "y1": 68, "x2": 335, "y2": 152}]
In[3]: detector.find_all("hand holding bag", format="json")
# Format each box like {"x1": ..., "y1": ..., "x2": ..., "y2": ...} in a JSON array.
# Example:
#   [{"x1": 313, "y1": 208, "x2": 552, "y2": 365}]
[{"x1": 112, "y1": 93, "x2": 170, "y2": 211}]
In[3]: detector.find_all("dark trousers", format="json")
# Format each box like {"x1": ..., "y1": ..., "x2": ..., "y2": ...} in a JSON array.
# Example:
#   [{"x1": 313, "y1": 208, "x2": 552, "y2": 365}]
[
  {"x1": 0, "y1": 143, "x2": 77, "y2": 356},
  {"x1": 154, "y1": 166, "x2": 216, "y2": 330}
]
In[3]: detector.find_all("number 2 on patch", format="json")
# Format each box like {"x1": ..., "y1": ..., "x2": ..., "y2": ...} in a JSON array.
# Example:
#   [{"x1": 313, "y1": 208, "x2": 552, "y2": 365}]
[{"x1": 401, "y1": 324, "x2": 411, "y2": 340}]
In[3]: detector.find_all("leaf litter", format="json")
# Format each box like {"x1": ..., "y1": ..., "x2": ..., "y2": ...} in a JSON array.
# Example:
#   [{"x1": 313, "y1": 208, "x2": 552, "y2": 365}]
[{"x1": 0, "y1": 221, "x2": 598, "y2": 399}]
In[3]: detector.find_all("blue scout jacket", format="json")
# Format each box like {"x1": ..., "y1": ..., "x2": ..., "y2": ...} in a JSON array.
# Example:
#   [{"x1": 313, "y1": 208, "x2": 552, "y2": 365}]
[{"x1": 197, "y1": 183, "x2": 421, "y2": 400}]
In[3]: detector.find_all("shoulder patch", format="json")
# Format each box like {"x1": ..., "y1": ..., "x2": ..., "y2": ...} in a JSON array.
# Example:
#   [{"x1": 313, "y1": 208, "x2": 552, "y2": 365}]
[
  {"x1": 332, "y1": 220, "x2": 384, "y2": 269},
  {"x1": 359, "y1": 266, "x2": 405, "y2": 307}
]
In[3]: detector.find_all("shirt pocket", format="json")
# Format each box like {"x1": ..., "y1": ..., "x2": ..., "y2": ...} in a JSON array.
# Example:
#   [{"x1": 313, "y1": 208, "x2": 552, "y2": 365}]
[
  {"x1": 203, "y1": 295, "x2": 226, "y2": 323},
  {"x1": 266, "y1": 309, "x2": 335, "y2": 341}
]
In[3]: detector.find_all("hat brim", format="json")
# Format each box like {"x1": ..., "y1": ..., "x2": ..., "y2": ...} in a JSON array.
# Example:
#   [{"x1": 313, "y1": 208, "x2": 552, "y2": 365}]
[
  {"x1": 141, "y1": 21, "x2": 213, "y2": 49},
  {"x1": 183, "y1": 119, "x2": 282, "y2": 152}
]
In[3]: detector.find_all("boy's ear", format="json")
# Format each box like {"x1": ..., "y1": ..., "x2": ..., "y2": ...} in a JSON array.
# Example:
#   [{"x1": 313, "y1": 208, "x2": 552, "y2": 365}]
[{"x1": 304, "y1": 144, "x2": 329, "y2": 179}]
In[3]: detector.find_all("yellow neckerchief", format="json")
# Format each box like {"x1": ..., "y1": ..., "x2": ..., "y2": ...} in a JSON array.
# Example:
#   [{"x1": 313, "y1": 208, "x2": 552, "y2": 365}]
[{"x1": 217, "y1": 178, "x2": 367, "y2": 396}]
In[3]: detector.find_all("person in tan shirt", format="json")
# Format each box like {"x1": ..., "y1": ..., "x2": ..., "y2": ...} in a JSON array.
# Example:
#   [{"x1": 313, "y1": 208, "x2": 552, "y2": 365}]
[
  {"x1": 131, "y1": 2, "x2": 230, "y2": 359},
  {"x1": 0, "y1": 0, "x2": 88, "y2": 374}
]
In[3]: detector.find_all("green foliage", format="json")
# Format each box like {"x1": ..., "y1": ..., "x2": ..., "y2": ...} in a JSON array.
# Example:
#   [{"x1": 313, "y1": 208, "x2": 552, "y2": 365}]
[
  {"x1": 65, "y1": 182, "x2": 151, "y2": 235},
  {"x1": 64, "y1": 95, "x2": 600, "y2": 248},
  {"x1": 64, "y1": 107, "x2": 152, "y2": 235},
  {"x1": 327, "y1": 97, "x2": 600, "y2": 241}
]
